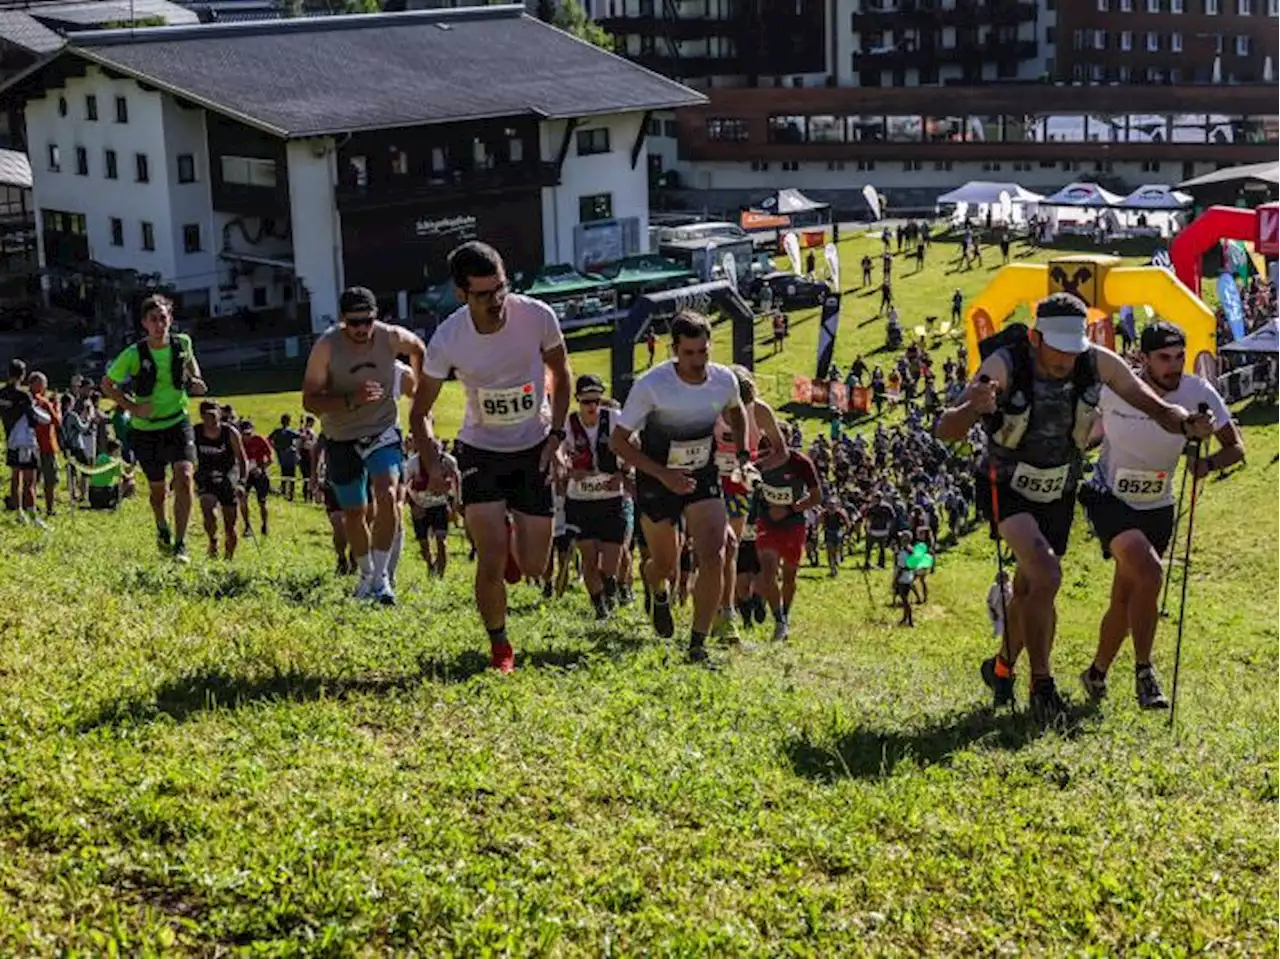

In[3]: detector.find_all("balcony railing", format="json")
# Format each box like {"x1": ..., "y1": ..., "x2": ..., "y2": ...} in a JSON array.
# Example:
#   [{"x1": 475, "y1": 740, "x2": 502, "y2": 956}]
[{"x1": 335, "y1": 162, "x2": 559, "y2": 211}]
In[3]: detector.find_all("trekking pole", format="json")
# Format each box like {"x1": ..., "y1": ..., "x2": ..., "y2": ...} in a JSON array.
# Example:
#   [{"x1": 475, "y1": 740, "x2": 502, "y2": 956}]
[
  {"x1": 1158, "y1": 447, "x2": 1192, "y2": 618},
  {"x1": 1169, "y1": 403, "x2": 1210, "y2": 734},
  {"x1": 979, "y1": 374, "x2": 1014, "y2": 704}
]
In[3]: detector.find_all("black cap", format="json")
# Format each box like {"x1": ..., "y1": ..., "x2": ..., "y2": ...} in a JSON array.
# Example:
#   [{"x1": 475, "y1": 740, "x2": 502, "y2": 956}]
[
  {"x1": 339, "y1": 286, "x2": 377, "y2": 314},
  {"x1": 1140, "y1": 321, "x2": 1187, "y2": 354},
  {"x1": 199, "y1": 400, "x2": 218, "y2": 414},
  {"x1": 575, "y1": 373, "x2": 605, "y2": 397}
]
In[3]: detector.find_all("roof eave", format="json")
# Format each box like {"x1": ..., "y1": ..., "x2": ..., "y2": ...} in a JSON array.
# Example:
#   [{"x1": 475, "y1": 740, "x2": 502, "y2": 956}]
[{"x1": 542, "y1": 96, "x2": 708, "y2": 121}]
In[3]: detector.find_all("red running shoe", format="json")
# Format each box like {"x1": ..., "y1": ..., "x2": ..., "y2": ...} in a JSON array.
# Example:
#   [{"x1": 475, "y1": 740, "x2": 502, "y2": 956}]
[{"x1": 490, "y1": 639, "x2": 515, "y2": 674}]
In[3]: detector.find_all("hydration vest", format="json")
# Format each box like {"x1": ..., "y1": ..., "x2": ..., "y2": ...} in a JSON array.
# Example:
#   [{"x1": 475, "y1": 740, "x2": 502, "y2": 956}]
[
  {"x1": 134, "y1": 334, "x2": 192, "y2": 398},
  {"x1": 567, "y1": 409, "x2": 618, "y2": 474},
  {"x1": 978, "y1": 323, "x2": 1101, "y2": 454}
]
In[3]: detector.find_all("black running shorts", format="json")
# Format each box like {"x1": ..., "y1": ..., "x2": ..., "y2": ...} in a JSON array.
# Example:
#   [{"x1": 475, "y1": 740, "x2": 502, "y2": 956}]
[
  {"x1": 456, "y1": 440, "x2": 553, "y2": 518},
  {"x1": 197, "y1": 473, "x2": 237, "y2": 508},
  {"x1": 975, "y1": 471, "x2": 1076, "y2": 557},
  {"x1": 736, "y1": 539, "x2": 761, "y2": 575},
  {"x1": 1078, "y1": 484, "x2": 1175, "y2": 560},
  {"x1": 132, "y1": 420, "x2": 196, "y2": 483},
  {"x1": 412, "y1": 505, "x2": 450, "y2": 540},
  {"x1": 635, "y1": 464, "x2": 721, "y2": 526},
  {"x1": 565, "y1": 497, "x2": 627, "y2": 545}
]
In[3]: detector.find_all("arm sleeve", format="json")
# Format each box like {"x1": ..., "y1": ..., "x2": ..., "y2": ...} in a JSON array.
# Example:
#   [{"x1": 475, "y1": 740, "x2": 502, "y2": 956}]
[
  {"x1": 422, "y1": 326, "x2": 453, "y2": 381},
  {"x1": 615, "y1": 379, "x2": 654, "y2": 433}
]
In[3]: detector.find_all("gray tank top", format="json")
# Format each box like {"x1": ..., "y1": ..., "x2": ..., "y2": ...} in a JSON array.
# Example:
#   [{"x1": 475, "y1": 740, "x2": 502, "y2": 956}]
[
  {"x1": 986, "y1": 347, "x2": 1081, "y2": 483},
  {"x1": 320, "y1": 323, "x2": 398, "y2": 442}
]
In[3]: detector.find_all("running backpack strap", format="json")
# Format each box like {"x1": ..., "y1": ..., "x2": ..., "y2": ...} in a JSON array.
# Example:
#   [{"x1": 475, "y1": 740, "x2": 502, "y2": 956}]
[
  {"x1": 133, "y1": 338, "x2": 157, "y2": 398},
  {"x1": 567, "y1": 412, "x2": 594, "y2": 471},
  {"x1": 1070, "y1": 347, "x2": 1103, "y2": 452},
  {"x1": 596, "y1": 408, "x2": 618, "y2": 474},
  {"x1": 171, "y1": 334, "x2": 192, "y2": 391}
]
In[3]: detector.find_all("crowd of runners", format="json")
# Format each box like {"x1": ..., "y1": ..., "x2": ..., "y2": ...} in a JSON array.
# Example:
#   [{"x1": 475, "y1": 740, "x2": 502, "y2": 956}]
[{"x1": 0, "y1": 239, "x2": 1245, "y2": 724}]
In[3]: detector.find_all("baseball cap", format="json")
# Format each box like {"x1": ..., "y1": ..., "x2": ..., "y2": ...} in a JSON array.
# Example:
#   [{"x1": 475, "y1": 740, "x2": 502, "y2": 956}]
[
  {"x1": 575, "y1": 373, "x2": 605, "y2": 397},
  {"x1": 1140, "y1": 321, "x2": 1187, "y2": 354},
  {"x1": 1034, "y1": 293, "x2": 1090, "y2": 354},
  {"x1": 339, "y1": 286, "x2": 377, "y2": 314},
  {"x1": 199, "y1": 400, "x2": 218, "y2": 414}
]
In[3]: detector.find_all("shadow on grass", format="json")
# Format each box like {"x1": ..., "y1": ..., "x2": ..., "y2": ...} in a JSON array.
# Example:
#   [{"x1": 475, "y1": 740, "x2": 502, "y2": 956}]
[
  {"x1": 1235, "y1": 400, "x2": 1278, "y2": 428},
  {"x1": 784, "y1": 701, "x2": 1098, "y2": 782}
]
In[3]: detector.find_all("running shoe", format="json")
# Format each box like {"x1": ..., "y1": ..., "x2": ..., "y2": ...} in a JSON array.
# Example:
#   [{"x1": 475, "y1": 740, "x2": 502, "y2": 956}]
[
  {"x1": 490, "y1": 639, "x2": 515, "y2": 674},
  {"x1": 353, "y1": 576, "x2": 375, "y2": 600},
  {"x1": 771, "y1": 619, "x2": 790, "y2": 642},
  {"x1": 1030, "y1": 677, "x2": 1069, "y2": 726},
  {"x1": 1079, "y1": 666, "x2": 1108, "y2": 703},
  {"x1": 156, "y1": 525, "x2": 172, "y2": 552},
  {"x1": 172, "y1": 542, "x2": 191, "y2": 565},
  {"x1": 1135, "y1": 665, "x2": 1170, "y2": 710},
  {"x1": 980, "y1": 656, "x2": 1016, "y2": 708},
  {"x1": 376, "y1": 581, "x2": 397, "y2": 607},
  {"x1": 31, "y1": 515, "x2": 48, "y2": 530},
  {"x1": 687, "y1": 639, "x2": 709, "y2": 663},
  {"x1": 651, "y1": 593, "x2": 675, "y2": 639},
  {"x1": 753, "y1": 596, "x2": 767, "y2": 624}
]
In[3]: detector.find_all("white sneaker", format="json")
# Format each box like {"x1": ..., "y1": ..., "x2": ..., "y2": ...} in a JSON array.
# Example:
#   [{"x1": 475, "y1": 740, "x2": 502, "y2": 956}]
[
  {"x1": 31, "y1": 515, "x2": 48, "y2": 530},
  {"x1": 772, "y1": 619, "x2": 790, "y2": 642},
  {"x1": 15, "y1": 511, "x2": 28, "y2": 525},
  {"x1": 353, "y1": 576, "x2": 375, "y2": 600}
]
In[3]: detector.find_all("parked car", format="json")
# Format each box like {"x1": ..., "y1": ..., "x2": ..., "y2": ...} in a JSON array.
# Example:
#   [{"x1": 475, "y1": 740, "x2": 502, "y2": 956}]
[{"x1": 751, "y1": 271, "x2": 829, "y2": 309}]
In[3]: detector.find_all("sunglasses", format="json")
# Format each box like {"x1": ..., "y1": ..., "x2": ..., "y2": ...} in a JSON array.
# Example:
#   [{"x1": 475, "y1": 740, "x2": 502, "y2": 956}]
[
  {"x1": 578, "y1": 398, "x2": 601, "y2": 407},
  {"x1": 467, "y1": 282, "x2": 507, "y2": 304},
  {"x1": 343, "y1": 314, "x2": 375, "y2": 328}
]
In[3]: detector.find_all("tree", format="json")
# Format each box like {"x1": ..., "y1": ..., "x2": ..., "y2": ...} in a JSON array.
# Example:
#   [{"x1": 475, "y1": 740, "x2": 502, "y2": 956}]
[{"x1": 541, "y1": 0, "x2": 615, "y2": 52}]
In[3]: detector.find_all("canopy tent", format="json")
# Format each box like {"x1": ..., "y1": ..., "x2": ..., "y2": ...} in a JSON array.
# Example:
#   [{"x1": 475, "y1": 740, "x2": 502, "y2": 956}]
[
  {"x1": 746, "y1": 187, "x2": 830, "y2": 216},
  {"x1": 1178, "y1": 160, "x2": 1280, "y2": 189},
  {"x1": 1041, "y1": 182, "x2": 1124, "y2": 207},
  {"x1": 1118, "y1": 184, "x2": 1193, "y2": 210},
  {"x1": 1219, "y1": 319, "x2": 1279, "y2": 354},
  {"x1": 595, "y1": 254, "x2": 695, "y2": 292},
  {"x1": 934, "y1": 181, "x2": 1044, "y2": 206},
  {"x1": 520, "y1": 264, "x2": 612, "y2": 298},
  {"x1": 741, "y1": 188, "x2": 830, "y2": 230}
]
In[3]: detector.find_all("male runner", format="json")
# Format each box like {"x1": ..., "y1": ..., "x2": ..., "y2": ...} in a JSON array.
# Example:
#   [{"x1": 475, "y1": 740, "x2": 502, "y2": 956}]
[
  {"x1": 610, "y1": 311, "x2": 747, "y2": 662},
  {"x1": 1078, "y1": 321, "x2": 1242, "y2": 708},
  {"x1": 404, "y1": 438, "x2": 459, "y2": 577},
  {"x1": 194, "y1": 401, "x2": 248, "y2": 559},
  {"x1": 102, "y1": 295, "x2": 207, "y2": 560},
  {"x1": 410, "y1": 242, "x2": 571, "y2": 673},
  {"x1": 302, "y1": 286, "x2": 425, "y2": 604},
  {"x1": 938, "y1": 294, "x2": 1212, "y2": 723},
  {"x1": 753, "y1": 442, "x2": 822, "y2": 640},
  {"x1": 239, "y1": 419, "x2": 273, "y2": 536},
  {"x1": 269, "y1": 414, "x2": 300, "y2": 501},
  {"x1": 562, "y1": 374, "x2": 629, "y2": 619}
]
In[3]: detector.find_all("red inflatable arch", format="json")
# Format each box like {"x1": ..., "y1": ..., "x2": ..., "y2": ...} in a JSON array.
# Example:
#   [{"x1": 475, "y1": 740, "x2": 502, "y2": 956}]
[{"x1": 1169, "y1": 205, "x2": 1260, "y2": 295}]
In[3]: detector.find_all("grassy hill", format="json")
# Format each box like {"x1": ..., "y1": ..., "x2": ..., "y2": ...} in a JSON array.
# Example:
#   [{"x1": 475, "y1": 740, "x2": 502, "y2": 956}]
[{"x1": 0, "y1": 231, "x2": 1276, "y2": 954}]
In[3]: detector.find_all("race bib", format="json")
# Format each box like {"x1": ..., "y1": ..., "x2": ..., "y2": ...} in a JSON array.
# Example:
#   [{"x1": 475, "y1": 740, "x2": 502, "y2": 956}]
[
  {"x1": 569, "y1": 473, "x2": 619, "y2": 501},
  {"x1": 1010, "y1": 462, "x2": 1070, "y2": 503},
  {"x1": 762, "y1": 483, "x2": 794, "y2": 506},
  {"x1": 1113, "y1": 468, "x2": 1170, "y2": 505},
  {"x1": 410, "y1": 488, "x2": 449, "y2": 509},
  {"x1": 355, "y1": 426, "x2": 400, "y2": 461},
  {"x1": 479, "y1": 382, "x2": 537, "y2": 427},
  {"x1": 666, "y1": 438, "x2": 712, "y2": 470}
]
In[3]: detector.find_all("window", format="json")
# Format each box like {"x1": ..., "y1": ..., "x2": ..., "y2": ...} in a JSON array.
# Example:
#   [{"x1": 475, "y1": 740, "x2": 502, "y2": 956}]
[
  {"x1": 1120, "y1": 30, "x2": 1133, "y2": 49},
  {"x1": 109, "y1": 217, "x2": 123, "y2": 246},
  {"x1": 1214, "y1": 32, "x2": 1225, "y2": 52},
  {"x1": 1171, "y1": 0, "x2": 1184, "y2": 10},
  {"x1": 933, "y1": 160, "x2": 954, "y2": 171},
  {"x1": 1146, "y1": 0, "x2": 1160, "y2": 10},
  {"x1": 140, "y1": 221, "x2": 155, "y2": 251},
  {"x1": 135, "y1": 153, "x2": 149, "y2": 183},
  {"x1": 826, "y1": 160, "x2": 846, "y2": 171},
  {"x1": 47, "y1": 144, "x2": 60, "y2": 172},
  {"x1": 767, "y1": 115, "x2": 807, "y2": 144},
  {"x1": 252, "y1": 287, "x2": 268, "y2": 309},
  {"x1": 1093, "y1": 160, "x2": 1114, "y2": 172},
  {"x1": 902, "y1": 160, "x2": 923, "y2": 171},
  {"x1": 1146, "y1": 31, "x2": 1160, "y2": 50},
  {"x1": 1013, "y1": 161, "x2": 1033, "y2": 172},
  {"x1": 982, "y1": 160, "x2": 1003, "y2": 171},
  {"x1": 663, "y1": 120, "x2": 678, "y2": 138},
  {"x1": 1097, "y1": 0, "x2": 1108, "y2": 9},
  {"x1": 85, "y1": 95, "x2": 97, "y2": 121},
  {"x1": 857, "y1": 159, "x2": 875, "y2": 171},
  {"x1": 808, "y1": 115, "x2": 845, "y2": 143},
  {"x1": 1204, "y1": 0, "x2": 1219, "y2": 12},
  {"x1": 575, "y1": 128, "x2": 611, "y2": 156},
  {"x1": 1039, "y1": 160, "x2": 1058, "y2": 168},
  {"x1": 1090, "y1": 64, "x2": 1106, "y2": 82},
  {"x1": 706, "y1": 118, "x2": 749, "y2": 142},
  {"x1": 390, "y1": 147, "x2": 409, "y2": 175},
  {"x1": 1142, "y1": 159, "x2": 1162, "y2": 172},
  {"x1": 1094, "y1": 28, "x2": 1108, "y2": 48},
  {"x1": 1171, "y1": 32, "x2": 1183, "y2": 50},
  {"x1": 578, "y1": 193, "x2": 612, "y2": 222},
  {"x1": 177, "y1": 153, "x2": 195, "y2": 184},
  {"x1": 1072, "y1": 27, "x2": 1086, "y2": 50},
  {"x1": 1062, "y1": 160, "x2": 1080, "y2": 171},
  {"x1": 75, "y1": 146, "x2": 88, "y2": 176},
  {"x1": 1270, "y1": 0, "x2": 1278, "y2": 14},
  {"x1": 886, "y1": 116, "x2": 922, "y2": 141},
  {"x1": 847, "y1": 116, "x2": 887, "y2": 142},
  {"x1": 57, "y1": 96, "x2": 67, "y2": 118},
  {"x1": 781, "y1": 160, "x2": 799, "y2": 172},
  {"x1": 750, "y1": 160, "x2": 770, "y2": 172},
  {"x1": 104, "y1": 149, "x2": 117, "y2": 180},
  {"x1": 647, "y1": 116, "x2": 661, "y2": 136},
  {"x1": 183, "y1": 223, "x2": 201, "y2": 253},
  {"x1": 220, "y1": 156, "x2": 277, "y2": 188},
  {"x1": 1118, "y1": 65, "x2": 1132, "y2": 81},
  {"x1": 114, "y1": 96, "x2": 128, "y2": 124},
  {"x1": 1236, "y1": 0, "x2": 1251, "y2": 12},
  {"x1": 1235, "y1": 34, "x2": 1251, "y2": 54},
  {"x1": 505, "y1": 129, "x2": 524, "y2": 164},
  {"x1": 1120, "y1": 0, "x2": 1132, "y2": 9}
]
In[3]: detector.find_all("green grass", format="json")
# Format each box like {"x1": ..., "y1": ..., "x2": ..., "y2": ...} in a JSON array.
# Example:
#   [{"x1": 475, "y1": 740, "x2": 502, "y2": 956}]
[{"x1": 1, "y1": 232, "x2": 1276, "y2": 955}]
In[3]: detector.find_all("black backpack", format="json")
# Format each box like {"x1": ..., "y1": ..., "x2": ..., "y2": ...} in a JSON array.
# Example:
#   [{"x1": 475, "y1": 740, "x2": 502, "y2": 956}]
[
  {"x1": 134, "y1": 334, "x2": 192, "y2": 398},
  {"x1": 978, "y1": 323, "x2": 1099, "y2": 441}
]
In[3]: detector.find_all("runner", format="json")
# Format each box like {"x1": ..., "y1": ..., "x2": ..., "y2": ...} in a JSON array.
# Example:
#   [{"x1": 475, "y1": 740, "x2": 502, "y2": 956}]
[
  {"x1": 404, "y1": 433, "x2": 459, "y2": 578},
  {"x1": 301, "y1": 286, "x2": 425, "y2": 604},
  {"x1": 269, "y1": 414, "x2": 300, "y2": 502},
  {"x1": 892, "y1": 531, "x2": 916, "y2": 627},
  {"x1": 238, "y1": 419, "x2": 273, "y2": 537},
  {"x1": 311, "y1": 434, "x2": 353, "y2": 575},
  {"x1": 1, "y1": 359, "x2": 41, "y2": 523},
  {"x1": 821, "y1": 496, "x2": 849, "y2": 576},
  {"x1": 194, "y1": 401, "x2": 247, "y2": 560},
  {"x1": 609, "y1": 311, "x2": 747, "y2": 662},
  {"x1": 562, "y1": 374, "x2": 629, "y2": 620},
  {"x1": 1078, "y1": 321, "x2": 1242, "y2": 708},
  {"x1": 101, "y1": 295, "x2": 207, "y2": 560},
  {"x1": 752, "y1": 442, "x2": 822, "y2": 640},
  {"x1": 409, "y1": 242, "x2": 571, "y2": 673},
  {"x1": 937, "y1": 294, "x2": 1213, "y2": 723},
  {"x1": 297, "y1": 416, "x2": 317, "y2": 502}
]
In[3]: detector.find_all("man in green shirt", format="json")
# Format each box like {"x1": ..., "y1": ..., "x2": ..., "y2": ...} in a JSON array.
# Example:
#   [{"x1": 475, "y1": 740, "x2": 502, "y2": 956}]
[
  {"x1": 86, "y1": 439, "x2": 131, "y2": 510},
  {"x1": 101, "y1": 295, "x2": 207, "y2": 560}
]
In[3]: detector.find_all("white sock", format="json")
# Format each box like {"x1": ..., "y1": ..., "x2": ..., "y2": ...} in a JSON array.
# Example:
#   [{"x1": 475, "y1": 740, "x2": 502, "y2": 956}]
[
  {"x1": 370, "y1": 549, "x2": 390, "y2": 583},
  {"x1": 387, "y1": 527, "x2": 404, "y2": 586},
  {"x1": 356, "y1": 553, "x2": 374, "y2": 578}
]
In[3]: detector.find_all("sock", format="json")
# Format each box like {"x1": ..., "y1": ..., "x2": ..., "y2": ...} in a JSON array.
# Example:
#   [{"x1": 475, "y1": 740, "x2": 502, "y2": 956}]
[
  {"x1": 591, "y1": 592, "x2": 607, "y2": 615},
  {"x1": 736, "y1": 601, "x2": 752, "y2": 623},
  {"x1": 356, "y1": 553, "x2": 374, "y2": 578},
  {"x1": 1090, "y1": 664, "x2": 1108, "y2": 680},
  {"x1": 370, "y1": 549, "x2": 390, "y2": 583},
  {"x1": 1031, "y1": 674, "x2": 1053, "y2": 691},
  {"x1": 772, "y1": 604, "x2": 785, "y2": 623},
  {"x1": 387, "y1": 527, "x2": 404, "y2": 586},
  {"x1": 602, "y1": 576, "x2": 618, "y2": 604},
  {"x1": 487, "y1": 625, "x2": 508, "y2": 646},
  {"x1": 1135, "y1": 662, "x2": 1152, "y2": 674},
  {"x1": 994, "y1": 655, "x2": 1013, "y2": 679},
  {"x1": 690, "y1": 629, "x2": 707, "y2": 649},
  {"x1": 781, "y1": 602, "x2": 790, "y2": 620}
]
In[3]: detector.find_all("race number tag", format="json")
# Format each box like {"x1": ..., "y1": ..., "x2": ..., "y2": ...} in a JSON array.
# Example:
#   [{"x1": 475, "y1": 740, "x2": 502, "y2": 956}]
[
  {"x1": 762, "y1": 483, "x2": 794, "y2": 506},
  {"x1": 1010, "y1": 462, "x2": 1070, "y2": 503},
  {"x1": 1114, "y1": 468, "x2": 1169, "y2": 505},
  {"x1": 570, "y1": 474, "x2": 618, "y2": 501},
  {"x1": 479, "y1": 382, "x2": 537, "y2": 426},
  {"x1": 666, "y1": 438, "x2": 712, "y2": 470},
  {"x1": 355, "y1": 425, "x2": 401, "y2": 461}
]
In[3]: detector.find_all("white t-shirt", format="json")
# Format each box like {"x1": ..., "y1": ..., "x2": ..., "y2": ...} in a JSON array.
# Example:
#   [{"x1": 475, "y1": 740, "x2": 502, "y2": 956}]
[
  {"x1": 423, "y1": 294, "x2": 564, "y2": 453},
  {"x1": 404, "y1": 451, "x2": 456, "y2": 509},
  {"x1": 1094, "y1": 373, "x2": 1230, "y2": 510},
  {"x1": 617, "y1": 360, "x2": 742, "y2": 471}
]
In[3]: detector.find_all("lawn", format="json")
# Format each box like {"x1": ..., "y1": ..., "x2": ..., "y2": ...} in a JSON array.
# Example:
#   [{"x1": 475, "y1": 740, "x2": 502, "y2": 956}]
[{"x1": 0, "y1": 231, "x2": 1276, "y2": 955}]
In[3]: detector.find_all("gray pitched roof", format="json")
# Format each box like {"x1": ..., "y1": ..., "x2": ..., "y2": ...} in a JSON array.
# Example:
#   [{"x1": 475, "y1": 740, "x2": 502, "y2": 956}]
[
  {"x1": 53, "y1": 6, "x2": 705, "y2": 137},
  {"x1": 0, "y1": 10, "x2": 65, "y2": 54},
  {"x1": 29, "y1": 0, "x2": 198, "y2": 27},
  {"x1": 0, "y1": 148, "x2": 33, "y2": 188}
]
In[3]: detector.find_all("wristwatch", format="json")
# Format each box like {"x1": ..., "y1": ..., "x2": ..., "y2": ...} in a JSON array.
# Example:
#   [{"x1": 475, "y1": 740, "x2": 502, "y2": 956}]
[{"x1": 548, "y1": 427, "x2": 566, "y2": 441}]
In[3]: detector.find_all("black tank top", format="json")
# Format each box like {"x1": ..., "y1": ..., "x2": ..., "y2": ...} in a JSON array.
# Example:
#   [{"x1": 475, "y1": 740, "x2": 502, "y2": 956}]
[{"x1": 197, "y1": 424, "x2": 235, "y2": 476}]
